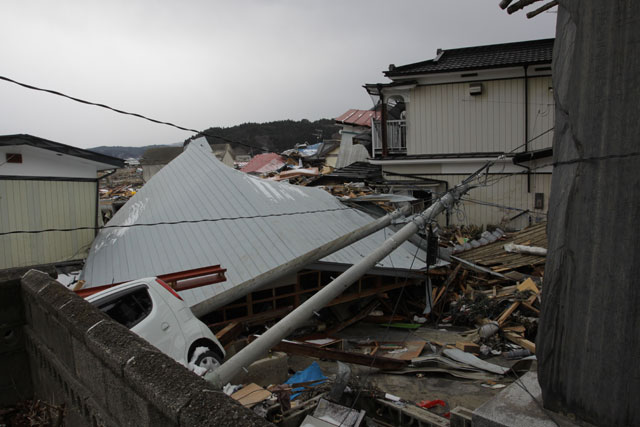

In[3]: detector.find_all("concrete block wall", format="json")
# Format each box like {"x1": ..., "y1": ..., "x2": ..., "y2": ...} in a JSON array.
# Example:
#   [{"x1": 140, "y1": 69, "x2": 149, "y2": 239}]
[
  {"x1": 13, "y1": 270, "x2": 272, "y2": 427},
  {"x1": 0, "y1": 269, "x2": 36, "y2": 406}
]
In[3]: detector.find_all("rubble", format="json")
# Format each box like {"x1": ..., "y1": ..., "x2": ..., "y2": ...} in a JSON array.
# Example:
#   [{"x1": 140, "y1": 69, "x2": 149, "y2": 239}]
[{"x1": 207, "y1": 220, "x2": 547, "y2": 425}]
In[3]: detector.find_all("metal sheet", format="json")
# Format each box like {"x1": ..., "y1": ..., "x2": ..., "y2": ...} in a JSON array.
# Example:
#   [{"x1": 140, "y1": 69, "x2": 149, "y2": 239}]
[{"x1": 81, "y1": 138, "x2": 425, "y2": 306}]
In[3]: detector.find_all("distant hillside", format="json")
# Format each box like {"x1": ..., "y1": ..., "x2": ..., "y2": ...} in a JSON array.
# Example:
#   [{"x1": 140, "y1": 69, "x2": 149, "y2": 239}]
[
  {"x1": 91, "y1": 119, "x2": 341, "y2": 159},
  {"x1": 195, "y1": 119, "x2": 341, "y2": 155},
  {"x1": 89, "y1": 145, "x2": 162, "y2": 160}
]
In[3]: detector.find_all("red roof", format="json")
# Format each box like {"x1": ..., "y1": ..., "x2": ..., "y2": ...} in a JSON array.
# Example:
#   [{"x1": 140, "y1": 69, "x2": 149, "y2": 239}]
[
  {"x1": 240, "y1": 153, "x2": 286, "y2": 174},
  {"x1": 335, "y1": 109, "x2": 380, "y2": 127}
]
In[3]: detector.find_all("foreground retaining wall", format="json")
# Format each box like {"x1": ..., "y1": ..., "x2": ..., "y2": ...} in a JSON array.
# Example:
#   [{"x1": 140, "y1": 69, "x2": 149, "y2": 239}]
[{"x1": 7, "y1": 270, "x2": 271, "y2": 426}]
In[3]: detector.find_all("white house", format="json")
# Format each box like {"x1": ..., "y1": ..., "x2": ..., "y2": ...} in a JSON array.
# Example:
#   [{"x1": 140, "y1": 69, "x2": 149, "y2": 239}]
[
  {"x1": 334, "y1": 109, "x2": 379, "y2": 168},
  {"x1": 0, "y1": 134, "x2": 124, "y2": 270},
  {"x1": 365, "y1": 38, "x2": 554, "y2": 228}
]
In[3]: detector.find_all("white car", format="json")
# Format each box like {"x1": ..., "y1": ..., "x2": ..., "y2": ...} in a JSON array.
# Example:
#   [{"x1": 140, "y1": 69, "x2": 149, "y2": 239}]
[{"x1": 85, "y1": 277, "x2": 225, "y2": 372}]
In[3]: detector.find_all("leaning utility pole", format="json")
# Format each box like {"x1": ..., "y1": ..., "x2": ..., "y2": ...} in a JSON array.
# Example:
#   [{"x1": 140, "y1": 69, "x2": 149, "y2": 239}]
[
  {"x1": 190, "y1": 205, "x2": 411, "y2": 318},
  {"x1": 206, "y1": 183, "x2": 473, "y2": 388}
]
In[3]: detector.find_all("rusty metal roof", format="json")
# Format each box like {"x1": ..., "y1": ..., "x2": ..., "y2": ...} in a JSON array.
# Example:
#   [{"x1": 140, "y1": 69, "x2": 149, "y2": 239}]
[
  {"x1": 335, "y1": 109, "x2": 380, "y2": 127},
  {"x1": 80, "y1": 138, "x2": 425, "y2": 307},
  {"x1": 240, "y1": 153, "x2": 286, "y2": 174}
]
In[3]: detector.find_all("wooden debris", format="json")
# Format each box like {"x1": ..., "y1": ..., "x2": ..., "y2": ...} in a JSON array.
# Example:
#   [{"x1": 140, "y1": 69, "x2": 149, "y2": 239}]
[
  {"x1": 328, "y1": 300, "x2": 380, "y2": 334},
  {"x1": 497, "y1": 302, "x2": 521, "y2": 327},
  {"x1": 504, "y1": 332, "x2": 536, "y2": 353},
  {"x1": 231, "y1": 383, "x2": 272, "y2": 407},
  {"x1": 270, "y1": 340, "x2": 407, "y2": 370},
  {"x1": 455, "y1": 341, "x2": 480, "y2": 353},
  {"x1": 215, "y1": 322, "x2": 242, "y2": 347}
]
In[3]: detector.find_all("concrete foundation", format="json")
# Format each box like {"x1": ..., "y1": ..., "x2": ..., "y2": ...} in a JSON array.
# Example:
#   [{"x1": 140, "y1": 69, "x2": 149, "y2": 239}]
[{"x1": 472, "y1": 372, "x2": 593, "y2": 427}]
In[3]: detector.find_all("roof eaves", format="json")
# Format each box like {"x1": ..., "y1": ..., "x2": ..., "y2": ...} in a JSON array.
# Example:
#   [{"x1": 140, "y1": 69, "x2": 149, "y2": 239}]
[
  {"x1": 384, "y1": 38, "x2": 554, "y2": 78},
  {"x1": 0, "y1": 134, "x2": 125, "y2": 168}
]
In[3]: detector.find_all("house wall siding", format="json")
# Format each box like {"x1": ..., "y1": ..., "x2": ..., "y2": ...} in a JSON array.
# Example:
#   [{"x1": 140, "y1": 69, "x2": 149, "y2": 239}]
[
  {"x1": 430, "y1": 173, "x2": 550, "y2": 228},
  {"x1": 383, "y1": 171, "x2": 551, "y2": 228},
  {"x1": 527, "y1": 76, "x2": 555, "y2": 150},
  {"x1": 406, "y1": 76, "x2": 553, "y2": 155},
  {"x1": 0, "y1": 179, "x2": 97, "y2": 269}
]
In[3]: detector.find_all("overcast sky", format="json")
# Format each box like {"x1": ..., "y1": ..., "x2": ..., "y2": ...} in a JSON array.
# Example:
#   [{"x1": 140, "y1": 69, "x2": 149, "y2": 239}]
[{"x1": 0, "y1": 1, "x2": 556, "y2": 149}]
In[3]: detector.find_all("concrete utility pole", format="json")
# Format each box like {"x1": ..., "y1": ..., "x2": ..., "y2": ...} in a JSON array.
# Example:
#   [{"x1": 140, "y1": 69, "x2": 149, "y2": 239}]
[
  {"x1": 206, "y1": 183, "x2": 472, "y2": 388},
  {"x1": 190, "y1": 206, "x2": 412, "y2": 318}
]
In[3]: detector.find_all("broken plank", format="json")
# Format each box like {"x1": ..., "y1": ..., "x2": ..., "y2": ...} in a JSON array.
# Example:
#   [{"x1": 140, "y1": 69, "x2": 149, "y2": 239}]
[
  {"x1": 497, "y1": 302, "x2": 520, "y2": 326},
  {"x1": 327, "y1": 300, "x2": 379, "y2": 334},
  {"x1": 522, "y1": 301, "x2": 540, "y2": 315},
  {"x1": 504, "y1": 332, "x2": 536, "y2": 353},
  {"x1": 364, "y1": 314, "x2": 406, "y2": 324},
  {"x1": 271, "y1": 340, "x2": 407, "y2": 370},
  {"x1": 230, "y1": 383, "x2": 271, "y2": 407},
  {"x1": 502, "y1": 325, "x2": 526, "y2": 334},
  {"x1": 455, "y1": 341, "x2": 480, "y2": 353},
  {"x1": 516, "y1": 278, "x2": 540, "y2": 294},
  {"x1": 215, "y1": 322, "x2": 242, "y2": 347}
]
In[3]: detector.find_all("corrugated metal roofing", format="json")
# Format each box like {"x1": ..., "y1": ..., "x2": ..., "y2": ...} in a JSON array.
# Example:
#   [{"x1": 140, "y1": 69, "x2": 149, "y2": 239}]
[
  {"x1": 81, "y1": 138, "x2": 425, "y2": 307},
  {"x1": 335, "y1": 109, "x2": 380, "y2": 127},
  {"x1": 240, "y1": 153, "x2": 286, "y2": 174},
  {"x1": 386, "y1": 38, "x2": 554, "y2": 78}
]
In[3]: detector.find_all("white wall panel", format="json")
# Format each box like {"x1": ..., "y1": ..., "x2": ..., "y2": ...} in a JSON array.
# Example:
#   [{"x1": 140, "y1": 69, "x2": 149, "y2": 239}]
[
  {"x1": 419, "y1": 173, "x2": 552, "y2": 229},
  {"x1": 0, "y1": 179, "x2": 97, "y2": 269},
  {"x1": 528, "y1": 76, "x2": 555, "y2": 150},
  {"x1": 407, "y1": 77, "x2": 554, "y2": 156}
]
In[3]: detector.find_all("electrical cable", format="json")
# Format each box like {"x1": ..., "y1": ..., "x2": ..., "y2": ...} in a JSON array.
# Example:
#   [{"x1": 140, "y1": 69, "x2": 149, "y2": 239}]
[
  {"x1": 506, "y1": 369, "x2": 561, "y2": 427},
  {"x1": 0, "y1": 206, "x2": 353, "y2": 237},
  {"x1": 0, "y1": 74, "x2": 271, "y2": 154},
  {"x1": 338, "y1": 234, "x2": 423, "y2": 426}
]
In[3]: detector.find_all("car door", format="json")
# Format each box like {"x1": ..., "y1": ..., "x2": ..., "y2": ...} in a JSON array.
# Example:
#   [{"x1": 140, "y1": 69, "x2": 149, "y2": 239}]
[{"x1": 91, "y1": 284, "x2": 183, "y2": 361}]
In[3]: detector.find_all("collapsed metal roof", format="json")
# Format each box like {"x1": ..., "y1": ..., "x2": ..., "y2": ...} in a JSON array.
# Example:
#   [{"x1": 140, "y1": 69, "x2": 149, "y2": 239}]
[{"x1": 81, "y1": 138, "x2": 425, "y2": 307}]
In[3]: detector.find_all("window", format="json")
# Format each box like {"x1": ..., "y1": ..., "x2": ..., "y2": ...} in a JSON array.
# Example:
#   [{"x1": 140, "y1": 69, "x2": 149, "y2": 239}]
[
  {"x1": 5, "y1": 153, "x2": 22, "y2": 163},
  {"x1": 93, "y1": 286, "x2": 152, "y2": 329}
]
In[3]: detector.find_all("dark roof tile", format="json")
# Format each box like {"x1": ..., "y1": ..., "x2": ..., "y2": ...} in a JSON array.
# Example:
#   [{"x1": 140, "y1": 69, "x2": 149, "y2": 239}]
[{"x1": 386, "y1": 38, "x2": 554, "y2": 77}]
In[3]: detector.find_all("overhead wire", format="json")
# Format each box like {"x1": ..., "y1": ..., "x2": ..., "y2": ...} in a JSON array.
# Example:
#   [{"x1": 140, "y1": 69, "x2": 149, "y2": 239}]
[
  {"x1": 0, "y1": 206, "x2": 354, "y2": 237},
  {"x1": 0, "y1": 74, "x2": 271, "y2": 154},
  {"x1": 338, "y1": 237, "x2": 423, "y2": 426}
]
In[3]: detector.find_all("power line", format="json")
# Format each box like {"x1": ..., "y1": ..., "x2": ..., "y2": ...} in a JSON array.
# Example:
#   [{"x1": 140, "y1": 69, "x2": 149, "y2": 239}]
[
  {"x1": 339, "y1": 239, "x2": 423, "y2": 426},
  {"x1": 0, "y1": 74, "x2": 270, "y2": 153},
  {"x1": 0, "y1": 207, "x2": 353, "y2": 237}
]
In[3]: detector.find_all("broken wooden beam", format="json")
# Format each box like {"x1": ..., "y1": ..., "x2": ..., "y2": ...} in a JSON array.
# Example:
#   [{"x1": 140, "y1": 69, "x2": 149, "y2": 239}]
[
  {"x1": 497, "y1": 301, "x2": 521, "y2": 327},
  {"x1": 504, "y1": 332, "x2": 536, "y2": 353},
  {"x1": 327, "y1": 300, "x2": 380, "y2": 334},
  {"x1": 215, "y1": 322, "x2": 243, "y2": 347},
  {"x1": 271, "y1": 340, "x2": 408, "y2": 370}
]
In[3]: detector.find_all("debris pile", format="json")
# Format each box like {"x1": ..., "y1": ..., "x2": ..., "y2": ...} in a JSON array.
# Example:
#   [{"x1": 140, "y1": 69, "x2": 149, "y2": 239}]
[
  {"x1": 430, "y1": 221, "x2": 547, "y2": 356},
  {"x1": 0, "y1": 400, "x2": 65, "y2": 426}
]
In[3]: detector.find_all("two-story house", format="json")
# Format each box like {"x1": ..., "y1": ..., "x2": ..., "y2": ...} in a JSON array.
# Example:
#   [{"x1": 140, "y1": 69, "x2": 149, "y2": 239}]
[{"x1": 365, "y1": 38, "x2": 554, "y2": 228}]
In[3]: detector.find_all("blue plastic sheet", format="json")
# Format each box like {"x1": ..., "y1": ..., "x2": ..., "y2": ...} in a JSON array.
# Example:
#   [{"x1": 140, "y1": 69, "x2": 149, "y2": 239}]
[{"x1": 284, "y1": 361, "x2": 327, "y2": 400}]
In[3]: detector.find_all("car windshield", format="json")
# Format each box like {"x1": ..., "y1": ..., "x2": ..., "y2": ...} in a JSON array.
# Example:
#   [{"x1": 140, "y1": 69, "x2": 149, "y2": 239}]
[{"x1": 95, "y1": 287, "x2": 153, "y2": 329}]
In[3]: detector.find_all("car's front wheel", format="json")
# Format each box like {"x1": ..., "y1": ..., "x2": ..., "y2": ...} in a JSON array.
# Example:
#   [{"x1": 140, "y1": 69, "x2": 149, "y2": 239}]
[{"x1": 195, "y1": 349, "x2": 222, "y2": 372}]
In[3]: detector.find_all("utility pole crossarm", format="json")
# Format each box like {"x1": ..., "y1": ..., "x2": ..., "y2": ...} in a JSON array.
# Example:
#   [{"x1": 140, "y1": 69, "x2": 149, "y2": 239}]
[{"x1": 205, "y1": 183, "x2": 473, "y2": 388}]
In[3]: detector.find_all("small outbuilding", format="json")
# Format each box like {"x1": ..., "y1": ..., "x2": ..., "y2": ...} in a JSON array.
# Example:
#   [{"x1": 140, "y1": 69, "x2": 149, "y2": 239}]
[{"x1": 0, "y1": 134, "x2": 124, "y2": 270}]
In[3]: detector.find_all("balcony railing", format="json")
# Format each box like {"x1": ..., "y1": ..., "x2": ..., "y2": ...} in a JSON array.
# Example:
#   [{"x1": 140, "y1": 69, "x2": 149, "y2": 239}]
[{"x1": 372, "y1": 119, "x2": 407, "y2": 157}]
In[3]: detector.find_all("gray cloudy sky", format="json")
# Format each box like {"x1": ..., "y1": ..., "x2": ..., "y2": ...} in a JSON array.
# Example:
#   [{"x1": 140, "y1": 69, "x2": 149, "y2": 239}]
[{"x1": 0, "y1": 1, "x2": 556, "y2": 149}]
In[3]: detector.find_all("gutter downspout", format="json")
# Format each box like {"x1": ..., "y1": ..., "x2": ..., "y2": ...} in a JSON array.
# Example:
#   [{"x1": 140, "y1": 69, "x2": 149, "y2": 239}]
[
  {"x1": 205, "y1": 183, "x2": 473, "y2": 388},
  {"x1": 190, "y1": 205, "x2": 411, "y2": 318},
  {"x1": 524, "y1": 65, "x2": 531, "y2": 193},
  {"x1": 378, "y1": 84, "x2": 388, "y2": 158}
]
